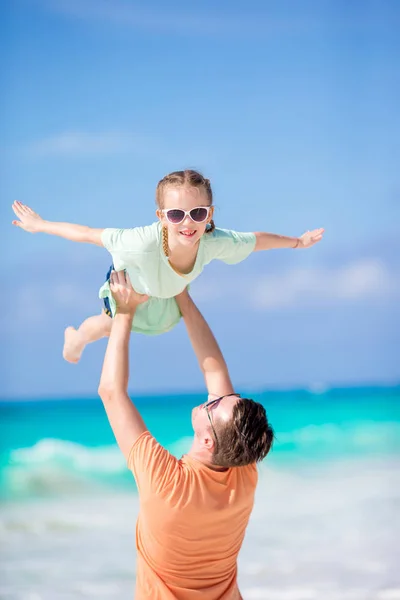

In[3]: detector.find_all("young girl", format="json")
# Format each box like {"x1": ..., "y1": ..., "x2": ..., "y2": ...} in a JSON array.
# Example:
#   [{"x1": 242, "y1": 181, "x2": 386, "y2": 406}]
[{"x1": 12, "y1": 170, "x2": 324, "y2": 363}]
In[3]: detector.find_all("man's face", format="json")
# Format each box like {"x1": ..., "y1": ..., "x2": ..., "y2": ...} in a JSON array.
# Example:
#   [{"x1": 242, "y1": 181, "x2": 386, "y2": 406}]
[{"x1": 191, "y1": 395, "x2": 241, "y2": 441}]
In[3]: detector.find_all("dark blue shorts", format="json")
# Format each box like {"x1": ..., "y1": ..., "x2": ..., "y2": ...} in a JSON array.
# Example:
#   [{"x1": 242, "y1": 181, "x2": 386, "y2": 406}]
[{"x1": 103, "y1": 264, "x2": 114, "y2": 318}]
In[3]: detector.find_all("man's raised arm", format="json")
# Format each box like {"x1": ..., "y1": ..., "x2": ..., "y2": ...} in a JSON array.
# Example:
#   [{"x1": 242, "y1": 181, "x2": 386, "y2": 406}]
[
  {"x1": 98, "y1": 271, "x2": 149, "y2": 461},
  {"x1": 175, "y1": 289, "x2": 234, "y2": 398}
]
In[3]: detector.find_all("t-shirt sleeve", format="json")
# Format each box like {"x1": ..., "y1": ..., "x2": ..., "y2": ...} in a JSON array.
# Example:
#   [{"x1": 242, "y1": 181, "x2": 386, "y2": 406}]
[
  {"x1": 101, "y1": 224, "x2": 157, "y2": 270},
  {"x1": 127, "y1": 431, "x2": 179, "y2": 496},
  {"x1": 207, "y1": 228, "x2": 256, "y2": 265}
]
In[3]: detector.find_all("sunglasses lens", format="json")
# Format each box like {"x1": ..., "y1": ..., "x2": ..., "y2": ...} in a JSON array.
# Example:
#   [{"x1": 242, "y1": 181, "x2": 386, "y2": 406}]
[
  {"x1": 190, "y1": 207, "x2": 209, "y2": 223},
  {"x1": 166, "y1": 209, "x2": 185, "y2": 224}
]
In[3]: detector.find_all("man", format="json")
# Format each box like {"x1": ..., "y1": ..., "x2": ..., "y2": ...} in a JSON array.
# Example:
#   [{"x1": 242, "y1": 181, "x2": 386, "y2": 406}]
[{"x1": 98, "y1": 270, "x2": 274, "y2": 599}]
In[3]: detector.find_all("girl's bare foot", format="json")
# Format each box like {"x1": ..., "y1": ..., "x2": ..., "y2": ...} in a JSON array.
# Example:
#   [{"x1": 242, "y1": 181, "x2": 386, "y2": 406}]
[{"x1": 63, "y1": 327, "x2": 84, "y2": 363}]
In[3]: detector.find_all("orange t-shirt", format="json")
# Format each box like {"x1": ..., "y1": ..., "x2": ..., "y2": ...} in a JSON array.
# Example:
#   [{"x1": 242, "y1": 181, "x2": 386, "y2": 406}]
[{"x1": 128, "y1": 431, "x2": 258, "y2": 600}]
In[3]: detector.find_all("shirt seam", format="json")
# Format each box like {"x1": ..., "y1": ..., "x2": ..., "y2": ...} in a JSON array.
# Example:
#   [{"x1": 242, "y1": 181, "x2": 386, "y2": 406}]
[{"x1": 126, "y1": 430, "x2": 152, "y2": 470}]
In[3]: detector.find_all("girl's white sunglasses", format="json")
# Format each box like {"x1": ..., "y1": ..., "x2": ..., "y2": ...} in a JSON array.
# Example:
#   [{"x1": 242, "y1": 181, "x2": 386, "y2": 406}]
[{"x1": 162, "y1": 206, "x2": 211, "y2": 225}]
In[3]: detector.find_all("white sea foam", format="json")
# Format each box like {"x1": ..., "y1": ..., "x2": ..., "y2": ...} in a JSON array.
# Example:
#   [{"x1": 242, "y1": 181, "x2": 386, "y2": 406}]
[
  {"x1": 3, "y1": 439, "x2": 131, "y2": 499},
  {"x1": 11, "y1": 439, "x2": 126, "y2": 473}
]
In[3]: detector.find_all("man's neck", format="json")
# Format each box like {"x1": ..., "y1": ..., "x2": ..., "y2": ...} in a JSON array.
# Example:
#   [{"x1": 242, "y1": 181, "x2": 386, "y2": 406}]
[{"x1": 187, "y1": 445, "x2": 229, "y2": 472}]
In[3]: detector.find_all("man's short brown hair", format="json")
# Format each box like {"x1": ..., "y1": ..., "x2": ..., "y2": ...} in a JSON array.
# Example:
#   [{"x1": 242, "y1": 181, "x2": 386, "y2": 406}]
[{"x1": 212, "y1": 398, "x2": 274, "y2": 467}]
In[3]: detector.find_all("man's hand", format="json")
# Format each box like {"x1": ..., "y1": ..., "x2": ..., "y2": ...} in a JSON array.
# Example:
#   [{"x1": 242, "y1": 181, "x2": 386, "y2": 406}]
[
  {"x1": 12, "y1": 201, "x2": 45, "y2": 233},
  {"x1": 295, "y1": 228, "x2": 325, "y2": 249},
  {"x1": 110, "y1": 270, "x2": 149, "y2": 315}
]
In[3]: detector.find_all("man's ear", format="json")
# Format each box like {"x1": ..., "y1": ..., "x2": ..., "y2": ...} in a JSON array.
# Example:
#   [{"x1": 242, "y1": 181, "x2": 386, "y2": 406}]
[{"x1": 202, "y1": 434, "x2": 215, "y2": 451}]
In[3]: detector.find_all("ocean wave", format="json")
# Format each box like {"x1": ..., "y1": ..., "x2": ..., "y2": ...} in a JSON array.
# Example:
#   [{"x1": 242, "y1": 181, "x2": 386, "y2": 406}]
[
  {"x1": 11, "y1": 438, "x2": 126, "y2": 473},
  {"x1": 1, "y1": 437, "x2": 194, "y2": 500},
  {"x1": 2, "y1": 419, "x2": 399, "y2": 500},
  {"x1": 275, "y1": 421, "x2": 400, "y2": 455},
  {"x1": 1, "y1": 439, "x2": 132, "y2": 500}
]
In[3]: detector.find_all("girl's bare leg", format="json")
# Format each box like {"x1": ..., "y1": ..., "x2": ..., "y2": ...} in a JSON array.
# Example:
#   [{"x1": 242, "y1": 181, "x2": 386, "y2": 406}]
[{"x1": 63, "y1": 312, "x2": 112, "y2": 364}]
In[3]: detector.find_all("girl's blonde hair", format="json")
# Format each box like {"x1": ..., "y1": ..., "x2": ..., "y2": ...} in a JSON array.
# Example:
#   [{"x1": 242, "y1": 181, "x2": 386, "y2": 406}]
[{"x1": 156, "y1": 169, "x2": 215, "y2": 234}]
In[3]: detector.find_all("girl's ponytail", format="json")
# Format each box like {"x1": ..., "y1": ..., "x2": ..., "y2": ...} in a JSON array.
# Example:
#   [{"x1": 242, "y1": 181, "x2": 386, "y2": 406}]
[{"x1": 206, "y1": 219, "x2": 216, "y2": 234}]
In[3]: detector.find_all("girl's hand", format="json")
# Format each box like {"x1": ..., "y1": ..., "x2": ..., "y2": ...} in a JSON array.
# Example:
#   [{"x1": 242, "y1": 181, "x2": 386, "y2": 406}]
[
  {"x1": 296, "y1": 228, "x2": 325, "y2": 249},
  {"x1": 12, "y1": 201, "x2": 45, "y2": 233}
]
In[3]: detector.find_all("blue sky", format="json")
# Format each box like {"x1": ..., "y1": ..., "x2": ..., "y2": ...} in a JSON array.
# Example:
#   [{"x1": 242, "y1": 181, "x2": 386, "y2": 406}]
[{"x1": 1, "y1": 0, "x2": 399, "y2": 398}]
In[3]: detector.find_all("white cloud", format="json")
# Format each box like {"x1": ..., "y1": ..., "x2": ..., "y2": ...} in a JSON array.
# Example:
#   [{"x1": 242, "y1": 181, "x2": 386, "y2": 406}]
[
  {"x1": 12, "y1": 283, "x2": 47, "y2": 327},
  {"x1": 4, "y1": 258, "x2": 399, "y2": 338},
  {"x1": 1, "y1": 279, "x2": 94, "y2": 333},
  {"x1": 26, "y1": 131, "x2": 137, "y2": 158},
  {"x1": 52, "y1": 282, "x2": 90, "y2": 307},
  {"x1": 191, "y1": 258, "x2": 400, "y2": 310},
  {"x1": 252, "y1": 259, "x2": 399, "y2": 310},
  {"x1": 35, "y1": 0, "x2": 317, "y2": 36},
  {"x1": 23, "y1": 129, "x2": 218, "y2": 164}
]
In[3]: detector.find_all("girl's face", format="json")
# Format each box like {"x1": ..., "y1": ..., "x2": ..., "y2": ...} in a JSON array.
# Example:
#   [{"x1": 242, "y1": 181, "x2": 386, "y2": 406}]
[{"x1": 157, "y1": 186, "x2": 214, "y2": 248}]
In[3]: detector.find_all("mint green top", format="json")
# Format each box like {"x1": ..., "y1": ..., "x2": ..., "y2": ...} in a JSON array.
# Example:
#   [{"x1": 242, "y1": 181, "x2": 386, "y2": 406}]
[{"x1": 99, "y1": 222, "x2": 256, "y2": 335}]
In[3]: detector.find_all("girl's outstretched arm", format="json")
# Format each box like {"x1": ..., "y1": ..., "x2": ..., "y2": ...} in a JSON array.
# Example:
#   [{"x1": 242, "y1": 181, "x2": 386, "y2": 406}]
[
  {"x1": 254, "y1": 228, "x2": 324, "y2": 251},
  {"x1": 11, "y1": 201, "x2": 105, "y2": 246}
]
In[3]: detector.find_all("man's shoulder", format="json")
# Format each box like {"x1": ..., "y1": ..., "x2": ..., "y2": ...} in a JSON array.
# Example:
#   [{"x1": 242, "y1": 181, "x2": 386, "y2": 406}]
[
  {"x1": 128, "y1": 431, "x2": 178, "y2": 473},
  {"x1": 128, "y1": 430, "x2": 168, "y2": 459},
  {"x1": 128, "y1": 431, "x2": 181, "y2": 495}
]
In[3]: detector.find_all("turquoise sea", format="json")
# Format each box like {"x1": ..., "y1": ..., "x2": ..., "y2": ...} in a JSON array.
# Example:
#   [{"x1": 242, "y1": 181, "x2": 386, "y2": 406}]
[{"x1": 1, "y1": 386, "x2": 399, "y2": 599}]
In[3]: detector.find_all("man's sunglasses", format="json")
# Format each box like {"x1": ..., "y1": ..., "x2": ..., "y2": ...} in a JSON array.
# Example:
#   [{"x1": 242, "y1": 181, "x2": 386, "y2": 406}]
[
  {"x1": 203, "y1": 393, "x2": 240, "y2": 446},
  {"x1": 161, "y1": 206, "x2": 211, "y2": 225}
]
